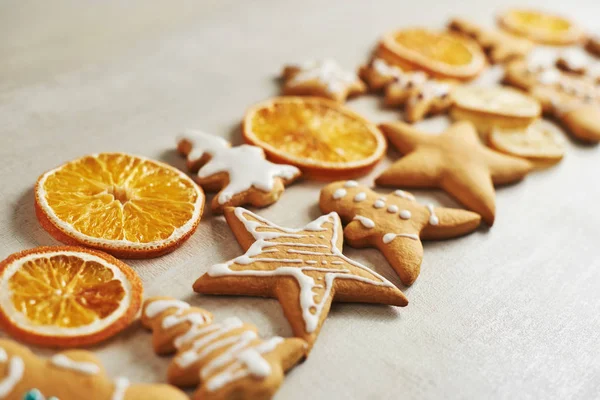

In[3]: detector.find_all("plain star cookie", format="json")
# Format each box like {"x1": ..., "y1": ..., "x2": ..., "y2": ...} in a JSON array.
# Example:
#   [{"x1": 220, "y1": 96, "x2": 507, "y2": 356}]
[
  {"x1": 177, "y1": 131, "x2": 300, "y2": 213},
  {"x1": 281, "y1": 59, "x2": 366, "y2": 102},
  {"x1": 193, "y1": 207, "x2": 408, "y2": 348},
  {"x1": 376, "y1": 121, "x2": 533, "y2": 226},
  {"x1": 448, "y1": 18, "x2": 533, "y2": 64},
  {"x1": 141, "y1": 297, "x2": 307, "y2": 400},
  {"x1": 0, "y1": 339, "x2": 188, "y2": 400},
  {"x1": 319, "y1": 181, "x2": 481, "y2": 285}
]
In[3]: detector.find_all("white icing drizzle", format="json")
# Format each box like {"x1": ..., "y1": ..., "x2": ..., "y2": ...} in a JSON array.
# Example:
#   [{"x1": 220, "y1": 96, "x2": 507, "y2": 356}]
[
  {"x1": 353, "y1": 215, "x2": 375, "y2": 229},
  {"x1": 207, "y1": 208, "x2": 396, "y2": 333},
  {"x1": 538, "y1": 68, "x2": 561, "y2": 85},
  {"x1": 112, "y1": 377, "x2": 130, "y2": 400},
  {"x1": 289, "y1": 59, "x2": 358, "y2": 94},
  {"x1": 353, "y1": 192, "x2": 367, "y2": 202},
  {"x1": 399, "y1": 210, "x2": 412, "y2": 220},
  {"x1": 372, "y1": 58, "x2": 403, "y2": 79},
  {"x1": 427, "y1": 204, "x2": 439, "y2": 225},
  {"x1": 373, "y1": 199, "x2": 385, "y2": 209},
  {"x1": 393, "y1": 190, "x2": 415, "y2": 201},
  {"x1": 181, "y1": 131, "x2": 299, "y2": 205},
  {"x1": 560, "y1": 49, "x2": 588, "y2": 70},
  {"x1": 144, "y1": 299, "x2": 212, "y2": 330},
  {"x1": 382, "y1": 233, "x2": 419, "y2": 244},
  {"x1": 0, "y1": 350, "x2": 24, "y2": 398},
  {"x1": 50, "y1": 354, "x2": 100, "y2": 375},
  {"x1": 333, "y1": 188, "x2": 347, "y2": 200},
  {"x1": 387, "y1": 205, "x2": 399, "y2": 213},
  {"x1": 344, "y1": 180, "x2": 359, "y2": 188}
]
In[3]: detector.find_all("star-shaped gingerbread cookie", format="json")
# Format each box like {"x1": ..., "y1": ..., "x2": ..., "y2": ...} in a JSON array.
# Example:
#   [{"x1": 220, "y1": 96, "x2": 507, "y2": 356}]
[
  {"x1": 177, "y1": 131, "x2": 301, "y2": 213},
  {"x1": 281, "y1": 59, "x2": 366, "y2": 102},
  {"x1": 319, "y1": 181, "x2": 481, "y2": 285},
  {"x1": 376, "y1": 121, "x2": 533, "y2": 226},
  {"x1": 193, "y1": 207, "x2": 408, "y2": 349}
]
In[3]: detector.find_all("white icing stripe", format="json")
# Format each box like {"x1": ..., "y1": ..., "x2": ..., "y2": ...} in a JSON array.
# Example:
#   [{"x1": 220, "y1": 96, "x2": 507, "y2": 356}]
[
  {"x1": 289, "y1": 59, "x2": 358, "y2": 95},
  {"x1": 182, "y1": 131, "x2": 299, "y2": 205},
  {"x1": 163, "y1": 313, "x2": 208, "y2": 330},
  {"x1": 0, "y1": 355, "x2": 24, "y2": 398},
  {"x1": 145, "y1": 299, "x2": 212, "y2": 331},
  {"x1": 353, "y1": 215, "x2": 375, "y2": 229},
  {"x1": 382, "y1": 233, "x2": 419, "y2": 244},
  {"x1": 145, "y1": 299, "x2": 190, "y2": 318},
  {"x1": 112, "y1": 377, "x2": 130, "y2": 400},
  {"x1": 174, "y1": 317, "x2": 242, "y2": 349},
  {"x1": 333, "y1": 188, "x2": 347, "y2": 199},
  {"x1": 427, "y1": 204, "x2": 439, "y2": 225},
  {"x1": 51, "y1": 354, "x2": 100, "y2": 375},
  {"x1": 207, "y1": 208, "x2": 395, "y2": 334}
]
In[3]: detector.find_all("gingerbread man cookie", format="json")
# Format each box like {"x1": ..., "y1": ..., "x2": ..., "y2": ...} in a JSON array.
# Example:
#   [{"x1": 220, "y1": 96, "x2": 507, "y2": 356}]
[
  {"x1": 0, "y1": 339, "x2": 188, "y2": 400},
  {"x1": 177, "y1": 131, "x2": 301, "y2": 213},
  {"x1": 360, "y1": 58, "x2": 454, "y2": 122},
  {"x1": 376, "y1": 121, "x2": 533, "y2": 226},
  {"x1": 319, "y1": 181, "x2": 481, "y2": 285},
  {"x1": 448, "y1": 18, "x2": 533, "y2": 63},
  {"x1": 193, "y1": 207, "x2": 408, "y2": 348},
  {"x1": 504, "y1": 61, "x2": 600, "y2": 142},
  {"x1": 281, "y1": 59, "x2": 366, "y2": 102},
  {"x1": 141, "y1": 297, "x2": 306, "y2": 400}
]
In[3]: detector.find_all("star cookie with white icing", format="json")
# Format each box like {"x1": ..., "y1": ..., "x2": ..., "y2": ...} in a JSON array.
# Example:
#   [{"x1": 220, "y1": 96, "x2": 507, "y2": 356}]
[
  {"x1": 320, "y1": 181, "x2": 481, "y2": 285},
  {"x1": 177, "y1": 131, "x2": 301, "y2": 213},
  {"x1": 504, "y1": 60, "x2": 600, "y2": 143},
  {"x1": 193, "y1": 207, "x2": 408, "y2": 348},
  {"x1": 281, "y1": 59, "x2": 367, "y2": 102},
  {"x1": 360, "y1": 58, "x2": 455, "y2": 122},
  {"x1": 0, "y1": 338, "x2": 188, "y2": 400},
  {"x1": 376, "y1": 121, "x2": 533, "y2": 226},
  {"x1": 141, "y1": 297, "x2": 307, "y2": 400}
]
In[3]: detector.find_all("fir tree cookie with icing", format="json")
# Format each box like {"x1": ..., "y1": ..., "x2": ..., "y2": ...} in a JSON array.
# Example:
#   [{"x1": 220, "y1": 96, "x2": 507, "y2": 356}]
[
  {"x1": 0, "y1": 339, "x2": 188, "y2": 400},
  {"x1": 504, "y1": 60, "x2": 600, "y2": 143},
  {"x1": 376, "y1": 121, "x2": 533, "y2": 226},
  {"x1": 320, "y1": 181, "x2": 481, "y2": 285},
  {"x1": 281, "y1": 59, "x2": 366, "y2": 102},
  {"x1": 177, "y1": 131, "x2": 301, "y2": 214},
  {"x1": 141, "y1": 297, "x2": 307, "y2": 400},
  {"x1": 193, "y1": 207, "x2": 408, "y2": 349}
]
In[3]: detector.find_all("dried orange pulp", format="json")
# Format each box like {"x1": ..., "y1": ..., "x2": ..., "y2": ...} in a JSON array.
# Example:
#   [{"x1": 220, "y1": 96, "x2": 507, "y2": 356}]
[
  {"x1": 0, "y1": 246, "x2": 142, "y2": 347},
  {"x1": 378, "y1": 28, "x2": 486, "y2": 80},
  {"x1": 35, "y1": 153, "x2": 204, "y2": 258},
  {"x1": 243, "y1": 97, "x2": 386, "y2": 180},
  {"x1": 498, "y1": 9, "x2": 585, "y2": 45}
]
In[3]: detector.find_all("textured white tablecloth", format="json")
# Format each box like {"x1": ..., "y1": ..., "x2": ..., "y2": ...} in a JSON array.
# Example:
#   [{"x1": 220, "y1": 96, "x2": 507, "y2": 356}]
[{"x1": 1, "y1": 0, "x2": 599, "y2": 399}]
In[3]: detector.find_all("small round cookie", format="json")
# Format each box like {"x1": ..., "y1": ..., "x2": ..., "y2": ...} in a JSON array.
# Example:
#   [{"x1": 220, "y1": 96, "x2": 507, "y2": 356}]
[
  {"x1": 450, "y1": 86, "x2": 541, "y2": 135},
  {"x1": 377, "y1": 28, "x2": 486, "y2": 80},
  {"x1": 489, "y1": 120, "x2": 566, "y2": 164},
  {"x1": 498, "y1": 9, "x2": 586, "y2": 45}
]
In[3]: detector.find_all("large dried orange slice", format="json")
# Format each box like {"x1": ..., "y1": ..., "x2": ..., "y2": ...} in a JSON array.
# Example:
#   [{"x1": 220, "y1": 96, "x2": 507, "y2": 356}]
[
  {"x1": 35, "y1": 153, "x2": 204, "y2": 258},
  {"x1": 243, "y1": 96, "x2": 386, "y2": 179},
  {"x1": 377, "y1": 28, "x2": 486, "y2": 81},
  {"x1": 498, "y1": 9, "x2": 585, "y2": 45},
  {"x1": 0, "y1": 246, "x2": 143, "y2": 347}
]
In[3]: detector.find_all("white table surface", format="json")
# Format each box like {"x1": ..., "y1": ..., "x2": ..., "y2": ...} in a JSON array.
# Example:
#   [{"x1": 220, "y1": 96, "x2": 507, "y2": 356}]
[{"x1": 1, "y1": 1, "x2": 599, "y2": 399}]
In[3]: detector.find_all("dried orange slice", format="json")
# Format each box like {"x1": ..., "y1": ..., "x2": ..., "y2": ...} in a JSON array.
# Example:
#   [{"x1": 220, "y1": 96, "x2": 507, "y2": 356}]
[
  {"x1": 489, "y1": 120, "x2": 565, "y2": 163},
  {"x1": 0, "y1": 246, "x2": 143, "y2": 347},
  {"x1": 35, "y1": 153, "x2": 204, "y2": 258},
  {"x1": 377, "y1": 28, "x2": 486, "y2": 81},
  {"x1": 498, "y1": 9, "x2": 585, "y2": 45},
  {"x1": 243, "y1": 96, "x2": 386, "y2": 180}
]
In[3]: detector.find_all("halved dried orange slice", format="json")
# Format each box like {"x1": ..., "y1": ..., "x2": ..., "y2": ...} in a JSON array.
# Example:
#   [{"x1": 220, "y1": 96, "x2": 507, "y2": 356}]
[
  {"x1": 0, "y1": 246, "x2": 143, "y2": 347},
  {"x1": 243, "y1": 96, "x2": 386, "y2": 180},
  {"x1": 498, "y1": 9, "x2": 585, "y2": 45},
  {"x1": 377, "y1": 28, "x2": 486, "y2": 81},
  {"x1": 35, "y1": 153, "x2": 204, "y2": 258}
]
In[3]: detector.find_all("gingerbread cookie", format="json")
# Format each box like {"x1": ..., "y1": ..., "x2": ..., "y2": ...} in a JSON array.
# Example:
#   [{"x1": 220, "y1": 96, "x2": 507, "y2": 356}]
[
  {"x1": 376, "y1": 121, "x2": 533, "y2": 226},
  {"x1": 586, "y1": 35, "x2": 600, "y2": 58},
  {"x1": 141, "y1": 297, "x2": 306, "y2": 400},
  {"x1": 193, "y1": 207, "x2": 408, "y2": 348},
  {"x1": 497, "y1": 9, "x2": 586, "y2": 45},
  {"x1": 556, "y1": 48, "x2": 590, "y2": 75},
  {"x1": 281, "y1": 59, "x2": 366, "y2": 102},
  {"x1": 177, "y1": 131, "x2": 301, "y2": 213},
  {"x1": 450, "y1": 85, "x2": 541, "y2": 135},
  {"x1": 0, "y1": 338, "x2": 188, "y2": 400},
  {"x1": 448, "y1": 18, "x2": 533, "y2": 63},
  {"x1": 319, "y1": 181, "x2": 481, "y2": 285},
  {"x1": 504, "y1": 61, "x2": 600, "y2": 142}
]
